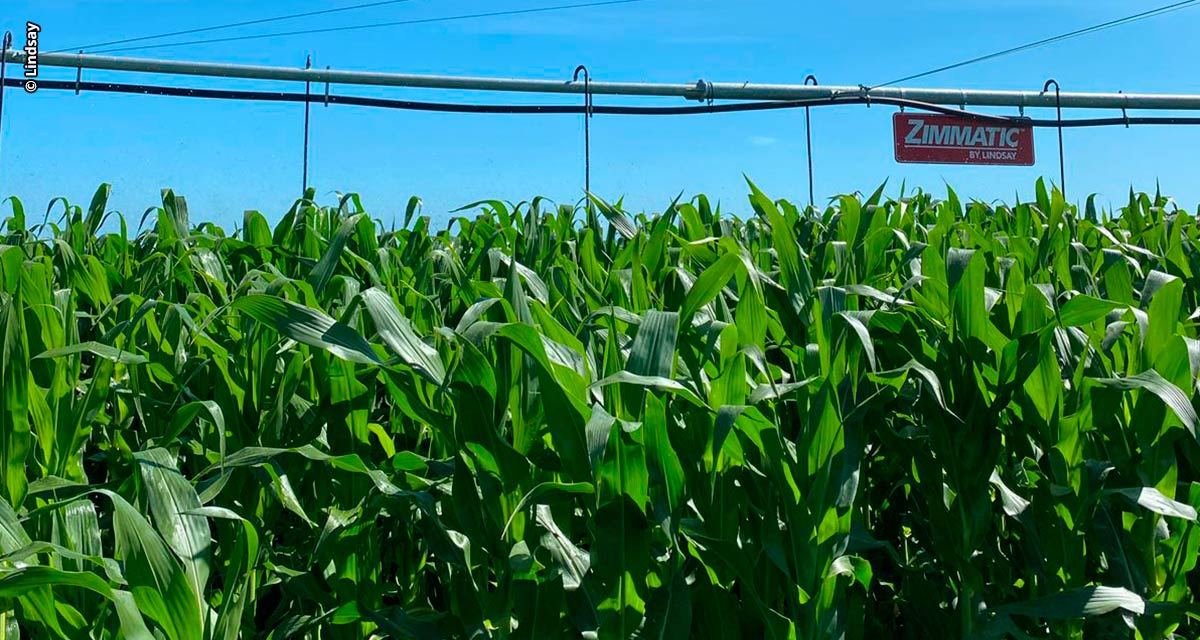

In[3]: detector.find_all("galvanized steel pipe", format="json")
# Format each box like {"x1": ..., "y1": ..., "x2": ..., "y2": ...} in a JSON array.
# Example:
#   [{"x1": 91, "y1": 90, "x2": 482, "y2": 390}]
[{"x1": 7, "y1": 50, "x2": 1200, "y2": 111}]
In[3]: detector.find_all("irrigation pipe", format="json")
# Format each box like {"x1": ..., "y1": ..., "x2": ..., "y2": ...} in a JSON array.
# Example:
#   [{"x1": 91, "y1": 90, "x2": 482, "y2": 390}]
[
  {"x1": 7, "y1": 78, "x2": 1200, "y2": 128},
  {"x1": 7, "y1": 50, "x2": 1200, "y2": 111}
]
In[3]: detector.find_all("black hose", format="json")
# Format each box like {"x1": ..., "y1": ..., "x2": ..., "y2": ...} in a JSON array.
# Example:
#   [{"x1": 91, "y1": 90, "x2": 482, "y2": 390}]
[{"x1": 6, "y1": 77, "x2": 1200, "y2": 127}]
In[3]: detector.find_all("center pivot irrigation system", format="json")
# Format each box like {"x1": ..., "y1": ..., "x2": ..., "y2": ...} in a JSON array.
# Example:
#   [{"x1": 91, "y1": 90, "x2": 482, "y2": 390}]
[{"x1": 5, "y1": 44, "x2": 1200, "y2": 205}]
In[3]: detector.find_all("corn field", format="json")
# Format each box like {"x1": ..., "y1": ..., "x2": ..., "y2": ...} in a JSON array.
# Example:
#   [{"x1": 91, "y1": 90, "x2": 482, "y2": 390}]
[{"x1": 1, "y1": 179, "x2": 1199, "y2": 639}]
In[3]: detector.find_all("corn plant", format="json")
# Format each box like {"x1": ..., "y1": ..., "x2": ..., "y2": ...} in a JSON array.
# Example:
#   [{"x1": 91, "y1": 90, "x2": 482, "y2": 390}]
[{"x1": 0, "y1": 179, "x2": 1198, "y2": 639}]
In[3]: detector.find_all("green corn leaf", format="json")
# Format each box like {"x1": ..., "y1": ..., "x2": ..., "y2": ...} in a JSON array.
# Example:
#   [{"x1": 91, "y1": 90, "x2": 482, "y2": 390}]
[
  {"x1": 627, "y1": 310, "x2": 679, "y2": 379},
  {"x1": 34, "y1": 341, "x2": 149, "y2": 364},
  {"x1": 836, "y1": 311, "x2": 877, "y2": 372},
  {"x1": 10, "y1": 181, "x2": 1200, "y2": 638},
  {"x1": 232, "y1": 294, "x2": 382, "y2": 366},
  {"x1": 308, "y1": 213, "x2": 365, "y2": 295},
  {"x1": 98, "y1": 489, "x2": 202, "y2": 640},
  {"x1": 634, "y1": 570, "x2": 692, "y2": 640},
  {"x1": 1095, "y1": 370, "x2": 1200, "y2": 439},
  {"x1": 590, "y1": 372, "x2": 707, "y2": 409},
  {"x1": 501, "y1": 482, "x2": 594, "y2": 538},
  {"x1": 362, "y1": 287, "x2": 445, "y2": 384},
  {"x1": 747, "y1": 177, "x2": 811, "y2": 316},
  {"x1": 0, "y1": 566, "x2": 156, "y2": 639},
  {"x1": 1058, "y1": 294, "x2": 1123, "y2": 327},
  {"x1": 988, "y1": 470, "x2": 1031, "y2": 518},
  {"x1": 643, "y1": 393, "x2": 685, "y2": 516},
  {"x1": 680, "y1": 253, "x2": 742, "y2": 324},
  {"x1": 1, "y1": 287, "x2": 31, "y2": 507},
  {"x1": 368, "y1": 606, "x2": 442, "y2": 640},
  {"x1": 996, "y1": 586, "x2": 1145, "y2": 620},
  {"x1": 829, "y1": 555, "x2": 873, "y2": 590},
  {"x1": 1108, "y1": 487, "x2": 1198, "y2": 520},
  {"x1": 133, "y1": 449, "x2": 213, "y2": 609},
  {"x1": 535, "y1": 504, "x2": 590, "y2": 592},
  {"x1": 186, "y1": 506, "x2": 261, "y2": 640},
  {"x1": 0, "y1": 493, "x2": 31, "y2": 552}
]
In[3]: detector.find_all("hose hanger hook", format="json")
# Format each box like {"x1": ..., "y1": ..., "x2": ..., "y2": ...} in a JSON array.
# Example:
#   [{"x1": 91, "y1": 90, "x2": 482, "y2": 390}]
[
  {"x1": 0, "y1": 31, "x2": 11, "y2": 163},
  {"x1": 572, "y1": 65, "x2": 593, "y2": 212},
  {"x1": 803, "y1": 74, "x2": 818, "y2": 210},
  {"x1": 1042, "y1": 78, "x2": 1065, "y2": 199},
  {"x1": 302, "y1": 54, "x2": 313, "y2": 194},
  {"x1": 573, "y1": 65, "x2": 592, "y2": 118},
  {"x1": 1, "y1": 32, "x2": 11, "y2": 83}
]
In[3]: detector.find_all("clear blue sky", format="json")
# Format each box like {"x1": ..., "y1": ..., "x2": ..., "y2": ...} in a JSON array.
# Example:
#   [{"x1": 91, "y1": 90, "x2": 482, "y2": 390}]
[{"x1": 3, "y1": 0, "x2": 1200, "y2": 229}]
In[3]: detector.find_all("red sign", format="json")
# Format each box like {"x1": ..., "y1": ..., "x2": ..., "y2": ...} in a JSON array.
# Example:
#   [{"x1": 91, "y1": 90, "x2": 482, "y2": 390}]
[{"x1": 893, "y1": 113, "x2": 1034, "y2": 166}]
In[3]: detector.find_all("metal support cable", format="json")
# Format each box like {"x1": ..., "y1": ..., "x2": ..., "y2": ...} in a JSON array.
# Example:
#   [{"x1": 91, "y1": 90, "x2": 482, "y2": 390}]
[
  {"x1": 56, "y1": 0, "x2": 420, "y2": 53},
  {"x1": 873, "y1": 0, "x2": 1200, "y2": 89},
  {"x1": 86, "y1": 0, "x2": 652, "y2": 55}
]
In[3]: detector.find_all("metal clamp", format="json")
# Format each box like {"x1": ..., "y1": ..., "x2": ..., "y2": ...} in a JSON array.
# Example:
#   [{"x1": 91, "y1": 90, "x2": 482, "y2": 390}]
[
  {"x1": 1042, "y1": 78, "x2": 1065, "y2": 198},
  {"x1": 1119, "y1": 90, "x2": 1129, "y2": 128},
  {"x1": 691, "y1": 78, "x2": 715, "y2": 107},
  {"x1": 324, "y1": 65, "x2": 331, "y2": 107},
  {"x1": 690, "y1": 78, "x2": 714, "y2": 103}
]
